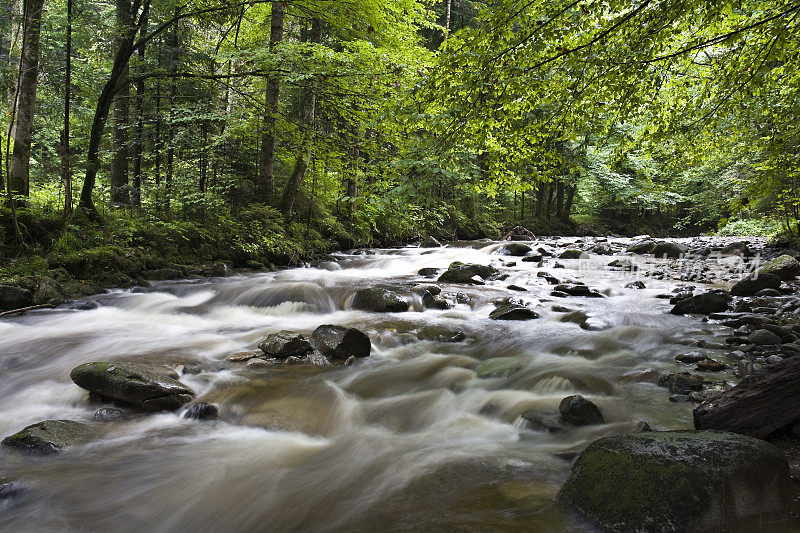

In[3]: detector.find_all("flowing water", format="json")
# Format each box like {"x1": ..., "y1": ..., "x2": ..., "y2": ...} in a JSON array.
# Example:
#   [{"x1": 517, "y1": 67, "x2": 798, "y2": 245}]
[{"x1": 0, "y1": 238, "x2": 738, "y2": 532}]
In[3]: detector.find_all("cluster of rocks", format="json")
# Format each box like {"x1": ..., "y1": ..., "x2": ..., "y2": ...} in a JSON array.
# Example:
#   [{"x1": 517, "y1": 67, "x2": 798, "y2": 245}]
[
  {"x1": 229, "y1": 324, "x2": 372, "y2": 367},
  {"x1": 1, "y1": 361, "x2": 215, "y2": 457}
]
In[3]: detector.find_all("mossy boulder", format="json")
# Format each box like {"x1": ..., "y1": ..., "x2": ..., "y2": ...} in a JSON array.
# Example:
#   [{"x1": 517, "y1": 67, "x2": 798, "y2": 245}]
[
  {"x1": 627, "y1": 239, "x2": 657, "y2": 254},
  {"x1": 759, "y1": 254, "x2": 800, "y2": 280},
  {"x1": 558, "y1": 431, "x2": 793, "y2": 532},
  {"x1": 475, "y1": 355, "x2": 533, "y2": 378},
  {"x1": 70, "y1": 362, "x2": 195, "y2": 411},
  {"x1": 0, "y1": 284, "x2": 33, "y2": 311},
  {"x1": 351, "y1": 287, "x2": 408, "y2": 312},
  {"x1": 33, "y1": 277, "x2": 67, "y2": 305},
  {"x1": 438, "y1": 263, "x2": 497, "y2": 284},
  {"x1": 1, "y1": 420, "x2": 93, "y2": 455},
  {"x1": 499, "y1": 243, "x2": 532, "y2": 257},
  {"x1": 558, "y1": 249, "x2": 584, "y2": 259}
]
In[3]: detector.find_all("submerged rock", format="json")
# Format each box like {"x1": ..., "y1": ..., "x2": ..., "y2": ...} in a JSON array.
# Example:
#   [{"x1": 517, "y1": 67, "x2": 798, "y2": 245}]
[
  {"x1": 183, "y1": 402, "x2": 219, "y2": 421},
  {"x1": 559, "y1": 395, "x2": 604, "y2": 426},
  {"x1": 311, "y1": 325, "x2": 371, "y2": 359},
  {"x1": 558, "y1": 431, "x2": 793, "y2": 532},
  {"x1": 70, "y1": 362, "x2": 195, "y2": 411},
  {"x1": 488, "y1": 304, "x2": 539, "y2": 320},
  {"x1": 258, "y1": 332, "x2": 313, "y2": 358},
  {"x1": 475, "y1": 355, "x2": 532, "y2": 378},
  {"x1": 1, "y1": 420, "x2": 93, "y2": 455},
  {"x1": 352, "y1": 287, "x2": 408, "y2": 312},
  {"x1": 658, "y1": 372, "x2": 704, "y2": 394}
]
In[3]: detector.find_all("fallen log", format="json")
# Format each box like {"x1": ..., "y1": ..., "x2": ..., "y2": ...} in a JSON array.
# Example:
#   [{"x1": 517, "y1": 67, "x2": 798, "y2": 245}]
[
  {"x1": 694, "y1": 357, "x2": 800, "y2": 439},
  {"x1": 0, "y1": 304, "x2": 55, "y2": 318}
]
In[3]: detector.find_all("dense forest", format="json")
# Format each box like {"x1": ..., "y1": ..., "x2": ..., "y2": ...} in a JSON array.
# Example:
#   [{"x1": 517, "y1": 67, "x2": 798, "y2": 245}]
[{"x1": 1, "y1": 0, "x2": 799, "y2": 290}]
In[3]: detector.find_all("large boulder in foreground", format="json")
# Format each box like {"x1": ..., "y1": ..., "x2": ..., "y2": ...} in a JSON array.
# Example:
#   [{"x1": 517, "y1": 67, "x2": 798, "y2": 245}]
[
  {"x1": 311, "y1": 324, "x2": 370, "y2": 359},
  {"x1": 694, "y1": 356, "x2": 800, "y2": 439},
  {"x1": 759, "y1": 254, "x2": 800, "y2": 280},
  {"x1": 438, "y1": 263, "x2": 497, "y2": 284},
  {"x1": 559, "y1": 431, "x2": 793, "y2": 532},
  {"x1": 351, "y1": 287, "x2": 408, "y2": 312},
  {"x1": 2, "y1": 420, "x2": 93, "y2": 455},
  {"x1": 70, "y1": 362, "x2": 195, "y2": 411}
]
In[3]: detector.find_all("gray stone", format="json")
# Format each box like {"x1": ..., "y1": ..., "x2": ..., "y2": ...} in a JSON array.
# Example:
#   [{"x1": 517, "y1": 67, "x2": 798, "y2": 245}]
[
  {"x1": 70, "y1": 362, "x2": 195, "y2": 411},
  {"x1": 760, "y1": 255, "x2": 800, "y2": 280},
  {"x1": 183, "y1": 402, "x2": 219, "y2": 421},
  {"x1": 559, "y1": 395, "x2": 604, "y2": 426},
  {"x1": 437, "y1": 263, "x2": 497, "y2": 284},
  {"x1": 352, "y1": 287, "x2": 408, "y2": 312},
  {"x1": 558, "y1": 431, "x2": 793, "y2": 533},
  {"x1": 558, "y1": 249, "x2": 584, "y2": 259},
  {"x1": 670, "y1": 292, "x2": 730, "y2": 315},
  {"x1": 0, "y1": 284, "x2": 33, "y2": 311},
  {"x1": 499, "y1": 243, "x2": 532, "y2": 256},
  {"x1": 749, "y1": 329, "x2": 782, "y2": 345},
  {"x1": 658, "y1": 372, "x2": 704, "y2": 394},
  {"x1": 311, "y1": 324, "x2": 371, "y2": 359},
  {"x1": 489, "y1": 304, "x2": 539, "y2": 321},
  {"x1": 2, "y1": 420, "x2": 93, "y2": 455},
  {"x1": 651, "y1": 242, "x2": 684, "y2": 258},
  {"x1": 731, "y1": 273, "x2": 781, "y2": 296},
  {"x1": 420, "y1": 236, "x2": 441, "y2": 248},
  {"x1": 258, "y1": 332, "x2": 313, "y2": 358}
]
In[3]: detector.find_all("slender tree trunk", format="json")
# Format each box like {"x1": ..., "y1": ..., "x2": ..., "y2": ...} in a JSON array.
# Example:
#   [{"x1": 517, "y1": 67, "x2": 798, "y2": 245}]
[
  {"x1": 556, "y1": 180, "x2": 564, "y2": 219},
  {"x1": 78, "y1": 0, "x2": 150, "y2": 214},
  {"x1": 279, "y1": 18, "x2": 322, "y2": 217},
  {"x1": 164, "y1": 11, "x2": 179, "y2": 209},
  {"x1": 562, "y1": 184, "x2": 576, "y2": 222},
  {"x1": 110, "y1": 0, "x2": 132, "y2": 206},
  {"x1": 346, "y1": 123, "x2": 358, "y2": 222},
  {"x1": 131, "y1": 11, "x2": 147, "y2": 208},
  {"x1": 445, "y1": 0, "x2": 452, "y2": 31},
  {"x1": 8, "y1": 0, "x2": 44, "y2": 197},
  {"x1": 257, "y1": 2, "x2": 284, "y2": 204},
  {"x1": 154, "y1": 76, "x2": 161, "y2": 188},
  {"x1": 521, "y1": 189, "x2": 525, "y2": 220},
  {"x1": 3, "y1": 0, "x2": 21, "y2": 114},
  {"x1": 546, "y1": 184, "x2": 555, "y2": 219},
  {"x1": 61, "y1": 0, "x2": 72, "y2": 216},
  {"x1": 535, "y1": 184, "x2": 545, "y2": 218},
  {"x1": 199, "y1": 122, "x2": 207, "y2": 193}
]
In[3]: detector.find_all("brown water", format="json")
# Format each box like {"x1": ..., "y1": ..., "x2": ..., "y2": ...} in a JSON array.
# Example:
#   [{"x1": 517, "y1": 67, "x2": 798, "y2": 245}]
[{"x1": 0, "y1": 238, "x2": 740, "y2": 532}]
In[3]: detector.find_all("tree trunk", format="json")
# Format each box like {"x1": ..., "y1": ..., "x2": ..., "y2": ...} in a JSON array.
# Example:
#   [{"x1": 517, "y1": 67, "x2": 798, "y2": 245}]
[
  {"x1": 346, "y1": 123, "x2": 358, "y2": 221},
  {"x1": 445, "y1": 0, "x2": 452, "y2": 31},
  {"x1": 8, "y1": 0, "x2": 44, "y2": 197},
  {"x1": 257, "y1": 2, "x2": 284, "y2": 204},
  {"x1": 79, "y1": 0, "x2": 150, "y2": 214},
  {"x1": 131, "y1": 10, "x2": 147, "y2": 208},
  {"x1": 3, "y1": 0, "x2": 21, "y2": 113},
  {"x1": 562, "y1": 184, "x2": 576, "y2": 222},
  {"x1": 694, "y1": 357, "x2": 800, "y2": 439},
  {"x1": 279, "y1": 18, "x2": 322, "y2": 217},
  {"x1": 535, "y1": 184, "x2": 545, "y2": 219},
  {"x1": 555, "y1": 180, "x2": 564, "y2": 219},
  {"x1": 61, "y1": 0, "x2": 72, "y2": 216},
  {"x1": 109, "y1": 0, "x2": 132, "y2": 206}
]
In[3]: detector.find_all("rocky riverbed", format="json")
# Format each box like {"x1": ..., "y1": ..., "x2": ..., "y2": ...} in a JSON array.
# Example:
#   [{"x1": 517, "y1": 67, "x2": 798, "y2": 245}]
[{"x1": 0, "y1": 235, "x2": 798, "y2": 531}]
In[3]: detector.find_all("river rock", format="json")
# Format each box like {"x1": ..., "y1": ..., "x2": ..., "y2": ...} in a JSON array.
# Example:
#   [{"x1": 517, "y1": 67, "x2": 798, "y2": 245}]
[
  {"x1": 759, "y1": 255, "x2": 800, "y2": 280},
  {"x1": 559, "y1": 395, "x2": 604, "y2": 426},
  {"x1": 627, "y1": 239, "x2": 657, "y2": 254},
  {"x1": 93, "y1": 407, "x2": 127, "y2": 422},
  {"x1": 558, "y1": 431, "x2": 793, "y2": 532},
  {"x1": 558, "y1": 249, "x2": 584, "y2": 259},
  {"x1": 311, "y1": 325, "x2": 370, "y2": 359},
  {"x1": 437, "y1": 263, "x2": 497, "y2": 284},
  {"x1": 183, "y1": 402, "x2": 219, "y2": 421},
  {"x1": 489, "y1": 304, "x2": 539, "y2": 320},
  {"x1": 0, "y1": 477, "x2": 23, "y2": 502},
  {"x1": 720, "y1": 241, "x2": 750, "y2": 257},
  {"x1": 553, "y1": 284, "x2": 603, "y2": 298},
  {"x1": 730, "y1": 273, "x2": 781, "y2": 296},
  {"x1": 258, "y1": 332, "x2": 313, "y2": 358},
  {"x1": 0, "y1": 284, "x2": 33, "y2": 311},
  {"x1": 33, "y1": 277, "x2": 67, "y2": 305},
  {"x1": 669, "y1": 292, "x2": 730, "y2": 315},
  {"x1": 352, "y1": 288, "x2": 408, "y2": 312},
  {"x1": 417, "y1": 267, "x2": 439, "y2": 277},
  {"x1": 70, "y1": 362, "x2": 195, "y2": 411},
  {"x1": 422, "y1": 292, "x2": 451, "y2": 310},
  {"x1": 651, "y1": 242, "x2": 685, "y2": 258},
  {"x1": 696, "y1": 358, "x2": 726, "y2": 372},
  {"x1": 658, "y1": 372, "x2": 703, "y2": 394},
  {"x1": 420, "y1": 236, "x2": 441, "y2": 248},
  {"x1": 1, "y1": 420, "x2": 93, "y2": 455},
  {"x1": 499, "y1": 243, "x2": 532, "y2": 256},
  {"x1": 520, "y1": 411, "x2": 563, "y2": 433},
  {"x1": 675, "y1": 352, "x2": 705, "y2": 364},
  {"x1": 748, "y1": 329, "x2": 782, "y2": 345},
  {"x1": 144, "y1": 268, "x2": 184, "y2": 281}
]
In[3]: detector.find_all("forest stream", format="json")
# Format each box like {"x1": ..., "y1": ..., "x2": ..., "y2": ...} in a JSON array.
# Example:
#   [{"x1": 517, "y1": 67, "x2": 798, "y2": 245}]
[{"x1": 0, "y1": 236, "x2": 788, "y2": 532}]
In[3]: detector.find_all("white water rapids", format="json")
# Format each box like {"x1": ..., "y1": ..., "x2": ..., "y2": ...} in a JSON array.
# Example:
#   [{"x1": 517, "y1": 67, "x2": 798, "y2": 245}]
[{"x1": 0, "y1": 238, "x2": 741, "y2": 531}]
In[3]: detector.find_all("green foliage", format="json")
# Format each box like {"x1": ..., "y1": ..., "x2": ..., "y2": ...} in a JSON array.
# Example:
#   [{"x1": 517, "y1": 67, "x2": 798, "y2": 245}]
[{"x1": 717, "y1": 218, "x2": 782, "y2": 238}]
